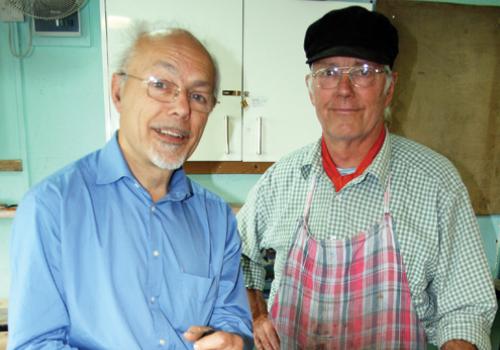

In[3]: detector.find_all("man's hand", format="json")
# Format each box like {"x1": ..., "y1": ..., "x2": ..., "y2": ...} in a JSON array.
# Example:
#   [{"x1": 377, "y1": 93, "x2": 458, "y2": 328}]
[
  {"x1": 441, "y1": 339, "x2": 477, "y2": 350},
  {"x1": 252, "y1": 313, "x2": 280, "y2": 350},
  {"x1": 184, "y1": 326, "x2": 244, "y2": 350},
  {"x1": 247, "y1": 289, "x2": 280, "y2": 350}
]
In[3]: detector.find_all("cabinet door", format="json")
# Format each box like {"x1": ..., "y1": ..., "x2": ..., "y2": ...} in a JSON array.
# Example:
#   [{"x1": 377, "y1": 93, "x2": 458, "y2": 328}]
[
  {"x1": 242, "y1": 0, "x2": 373, "y2": 161},
  {"x1": 103, "y1": 0, "x2": 243, "y2": 160}
]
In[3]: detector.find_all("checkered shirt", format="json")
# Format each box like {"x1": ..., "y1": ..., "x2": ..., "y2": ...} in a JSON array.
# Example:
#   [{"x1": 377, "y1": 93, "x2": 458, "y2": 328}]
[{"x1": 237, "y1": 133, "x2": 497, "y2": 350}]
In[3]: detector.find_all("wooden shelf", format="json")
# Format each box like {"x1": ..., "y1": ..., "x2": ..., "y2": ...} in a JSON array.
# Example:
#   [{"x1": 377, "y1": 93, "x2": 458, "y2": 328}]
[
  {"x1": 184, "y1": 161, "x2": 273, "y2": 174},
  {"x1": 0, "y1": 160, "x2": 22, "y2": 172}
]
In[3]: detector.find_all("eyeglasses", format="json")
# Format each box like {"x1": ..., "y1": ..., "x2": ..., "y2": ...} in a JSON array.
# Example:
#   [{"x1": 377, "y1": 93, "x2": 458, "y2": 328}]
[
  {"x1": 310, "y1": 64, "x2": 389, "y2": 89},
  {"x1": 117, "y1": 72, "x2": 216, "y2": 113}
]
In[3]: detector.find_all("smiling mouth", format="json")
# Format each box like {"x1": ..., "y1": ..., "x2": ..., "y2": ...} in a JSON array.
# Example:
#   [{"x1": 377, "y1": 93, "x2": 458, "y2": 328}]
[
  {"x1": 152, "y1": 127, "x2": 190, "y2": 144},
  {"x1": 331, "y1": 107, "x2": 362, "y2": 114}
]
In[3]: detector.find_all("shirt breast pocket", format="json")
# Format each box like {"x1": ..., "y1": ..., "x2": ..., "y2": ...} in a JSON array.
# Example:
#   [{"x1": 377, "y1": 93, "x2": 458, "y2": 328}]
[{"x1": 165, "y1": 269, "x2": 218, "y2": 331}]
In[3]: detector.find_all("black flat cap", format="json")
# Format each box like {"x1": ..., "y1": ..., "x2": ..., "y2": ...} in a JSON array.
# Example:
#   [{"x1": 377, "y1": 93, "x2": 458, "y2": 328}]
[{"x1": 304, "y1": 6, "x2": 398, "y2": 67}]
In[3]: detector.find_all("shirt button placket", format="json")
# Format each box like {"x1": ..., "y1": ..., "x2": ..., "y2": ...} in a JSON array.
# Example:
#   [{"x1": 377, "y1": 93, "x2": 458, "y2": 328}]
[
  {"x1": 150, "y1": 246, "x2": 160, "y2": 307},
  {"x1": 148, "y1": 202, "x2": 165, "y2": 340}
]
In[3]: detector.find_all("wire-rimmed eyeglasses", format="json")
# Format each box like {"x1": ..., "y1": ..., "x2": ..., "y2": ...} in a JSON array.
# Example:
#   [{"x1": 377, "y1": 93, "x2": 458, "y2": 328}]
[
  {"x1": 116, "y1": 72, "x2": 216, "y2": 113},
  {"x1": 309, "y1": 64, "x2": 390, "y2": 89}
]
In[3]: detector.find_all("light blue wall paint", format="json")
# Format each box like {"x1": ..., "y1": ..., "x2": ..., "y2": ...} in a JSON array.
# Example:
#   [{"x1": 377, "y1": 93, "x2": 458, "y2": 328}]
[
  {"x1": 20, "y1": 2, "x2": 106, "y2": 185},
  {"x1": 188, "y1": 174, "x2": 261, "y2": 205},
  {"x1": 0, "y1": 0, "x2": 499, "y2": 303}
]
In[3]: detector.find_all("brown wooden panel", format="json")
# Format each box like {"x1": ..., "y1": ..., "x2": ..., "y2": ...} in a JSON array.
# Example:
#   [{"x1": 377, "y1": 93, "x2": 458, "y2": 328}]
[
  {"x1": 0, "y1": 160, "x2": 22, "y2": 172},
  {"x1": 184, "y1": 161, "x2": 273, "y2": 174},
  {"x1": 377, "y1": 1, "x2": 500, "y2": 214}
]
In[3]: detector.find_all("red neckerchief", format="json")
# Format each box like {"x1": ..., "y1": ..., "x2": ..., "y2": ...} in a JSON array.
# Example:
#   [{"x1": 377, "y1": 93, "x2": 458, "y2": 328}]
[{"x1": 321, "y1": 127, "x2": 386, "y2": 192}]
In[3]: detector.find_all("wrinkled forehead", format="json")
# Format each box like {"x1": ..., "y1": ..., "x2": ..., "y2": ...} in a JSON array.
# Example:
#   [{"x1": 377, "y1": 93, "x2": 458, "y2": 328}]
[{"x1": 128, "y1": 34, "x2": 215, "y2": 78}]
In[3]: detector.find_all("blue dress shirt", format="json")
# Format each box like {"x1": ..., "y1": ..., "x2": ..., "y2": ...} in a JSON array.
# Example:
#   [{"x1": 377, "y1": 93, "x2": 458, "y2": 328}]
[{"x1": 8, "y1": 133, "x2": 253, "y2": 350}]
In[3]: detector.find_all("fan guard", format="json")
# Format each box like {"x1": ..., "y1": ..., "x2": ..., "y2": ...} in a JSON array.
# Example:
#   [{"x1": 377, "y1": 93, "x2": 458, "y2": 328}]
[{"x1": 8, "y1": 0, "x2": 86, "y2": 20}]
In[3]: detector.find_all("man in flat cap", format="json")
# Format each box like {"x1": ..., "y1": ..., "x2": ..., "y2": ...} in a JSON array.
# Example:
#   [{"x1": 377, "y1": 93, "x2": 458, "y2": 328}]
[{"x1": 237, "y1": 6, "x2": 497, "y2": 350}]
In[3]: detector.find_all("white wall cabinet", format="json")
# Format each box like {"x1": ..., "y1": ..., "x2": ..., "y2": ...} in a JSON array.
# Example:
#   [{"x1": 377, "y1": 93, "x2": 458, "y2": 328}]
[{"x1": 101, "y1": 0, "x2": 372, "y2": 162}]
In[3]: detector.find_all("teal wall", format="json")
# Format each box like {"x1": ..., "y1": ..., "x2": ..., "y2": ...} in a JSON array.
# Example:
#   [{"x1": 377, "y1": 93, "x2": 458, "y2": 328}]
[{"x1": 0, "y1": 0, "x2": 499, "y2": 301}]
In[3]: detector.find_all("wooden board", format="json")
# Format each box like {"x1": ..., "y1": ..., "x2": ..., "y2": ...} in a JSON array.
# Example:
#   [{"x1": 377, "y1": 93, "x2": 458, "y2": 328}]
[
  {"x1": 184, "y1": 161, "x2": 273, "y2": 174},
  {"x1": 0, "y1": 160, "x2": 22, "y2": 172},
  {"x1": 377, "y1": 0, "x2": 500, "y2": 214}
]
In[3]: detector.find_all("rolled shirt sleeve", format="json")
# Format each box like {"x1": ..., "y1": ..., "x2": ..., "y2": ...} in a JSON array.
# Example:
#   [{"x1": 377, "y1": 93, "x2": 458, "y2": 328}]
[{"x1": 434, "y1": 184, "x2": 497, "y2": 350}]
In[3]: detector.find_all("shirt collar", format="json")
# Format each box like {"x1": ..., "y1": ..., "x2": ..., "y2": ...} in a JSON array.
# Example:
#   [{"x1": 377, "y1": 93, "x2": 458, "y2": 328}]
[
  {"x1": 299, "y1": 139, "x2": 323, "y2": 180},
  {"x1": 365, "y1": 128, "x2": 392, "y2": 189},
  {"x1": 95, "y1": 132, "x2": 192, "y2": 202},
  {"x1": 96, "y1": 132, "x2": 133, "y2": 185},
  {"x1": 300, "y1": 129, "x2": 392, "y2": 190},
  {"x1": 165, "y1": 167, "x2": 192, "y2": 202}
]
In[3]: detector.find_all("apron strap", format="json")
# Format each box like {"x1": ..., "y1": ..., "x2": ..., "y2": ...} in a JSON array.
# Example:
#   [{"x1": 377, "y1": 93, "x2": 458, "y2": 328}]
[
  {"x1": 383, "y1": 175, "x2": 391, "y2": 214},
  {"x1": 303, "y1": 175, "x2": 318, "y2": 222}
]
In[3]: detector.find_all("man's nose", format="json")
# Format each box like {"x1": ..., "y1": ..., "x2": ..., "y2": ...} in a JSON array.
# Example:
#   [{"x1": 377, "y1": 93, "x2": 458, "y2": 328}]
[
  {"x1": 169, "y1": 91, "x2": 191, "y2": 119},
  {"x1": 336, "y1": 73, "x2": 355, "y2": 95}
]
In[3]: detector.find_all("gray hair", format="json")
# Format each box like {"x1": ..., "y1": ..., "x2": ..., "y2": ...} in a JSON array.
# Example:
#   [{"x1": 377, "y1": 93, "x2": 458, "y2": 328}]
[
  {"x1": 114, "y1": 21, "x2": 220, "y2": 97},
  {"x1": 382, "y1": 65, "x2": 393, "y2": 123}
]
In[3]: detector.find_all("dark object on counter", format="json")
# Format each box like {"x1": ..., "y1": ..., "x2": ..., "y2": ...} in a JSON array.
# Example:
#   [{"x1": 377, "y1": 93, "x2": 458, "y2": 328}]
[{"x1": 0, "y1": 203, "x2": 17, "y2": 210}]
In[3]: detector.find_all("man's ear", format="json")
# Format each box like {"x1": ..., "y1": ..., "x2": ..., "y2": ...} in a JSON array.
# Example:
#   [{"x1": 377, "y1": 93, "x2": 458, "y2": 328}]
[
  {"x1": 384, "y1": 71, "x2": 398, "y2": 107},
  {"x1": 111, "y1": 74, "x2": 124, "y2": 113}
]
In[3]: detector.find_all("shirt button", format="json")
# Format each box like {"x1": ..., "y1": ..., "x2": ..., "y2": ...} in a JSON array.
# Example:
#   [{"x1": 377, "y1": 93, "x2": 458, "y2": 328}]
[
  {"x1": 159, "y1": 339, "x2": 166, "y2": 346},
  {"x1": 151, "y1": 206, "x2": 156, "y2": 212},
  {"x1": 153, "y1": 250, "x2": 160, "y2": 257},
  {"x1": 134, "y1": 182, "x2": 140, "y2": 188},
  {"x1": 150, "y1": 296, "x2": 156, "y2": 304}
]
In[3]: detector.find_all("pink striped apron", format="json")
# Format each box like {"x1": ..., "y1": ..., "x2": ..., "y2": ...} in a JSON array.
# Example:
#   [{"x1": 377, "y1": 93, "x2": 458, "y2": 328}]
[{"x1": 270, "y1": 176, "x2": 426, "y2": 349}]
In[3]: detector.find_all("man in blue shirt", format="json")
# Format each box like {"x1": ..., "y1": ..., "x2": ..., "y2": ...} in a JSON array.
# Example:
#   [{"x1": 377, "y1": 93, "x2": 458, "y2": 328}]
[{"x1": 8, "y1": 26, "x2": 253, "y2": 350}]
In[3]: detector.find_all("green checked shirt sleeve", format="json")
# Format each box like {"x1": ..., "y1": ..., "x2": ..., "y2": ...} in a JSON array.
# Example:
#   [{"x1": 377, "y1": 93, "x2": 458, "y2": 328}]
[{"x1": 237, "y1": 133, "x2": 497, "y2": 350}]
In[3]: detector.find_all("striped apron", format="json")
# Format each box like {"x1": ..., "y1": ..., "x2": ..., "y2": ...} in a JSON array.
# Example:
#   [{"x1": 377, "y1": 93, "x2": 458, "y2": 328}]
[{"x1": 270, "y1": 176, "x2": 426, "y2": 349}]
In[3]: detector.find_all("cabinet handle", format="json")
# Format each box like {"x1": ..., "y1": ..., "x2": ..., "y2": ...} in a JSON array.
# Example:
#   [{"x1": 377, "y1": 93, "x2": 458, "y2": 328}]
[
  {"x1": 222, "y1": 90, "x2": 249, "y2": 97},
  {"x1": 256, "y1": 116, "x2": 262, "y2": 155},
  {"x1": 224, "y1": 115, "x2": 230, "y2": 155}
]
